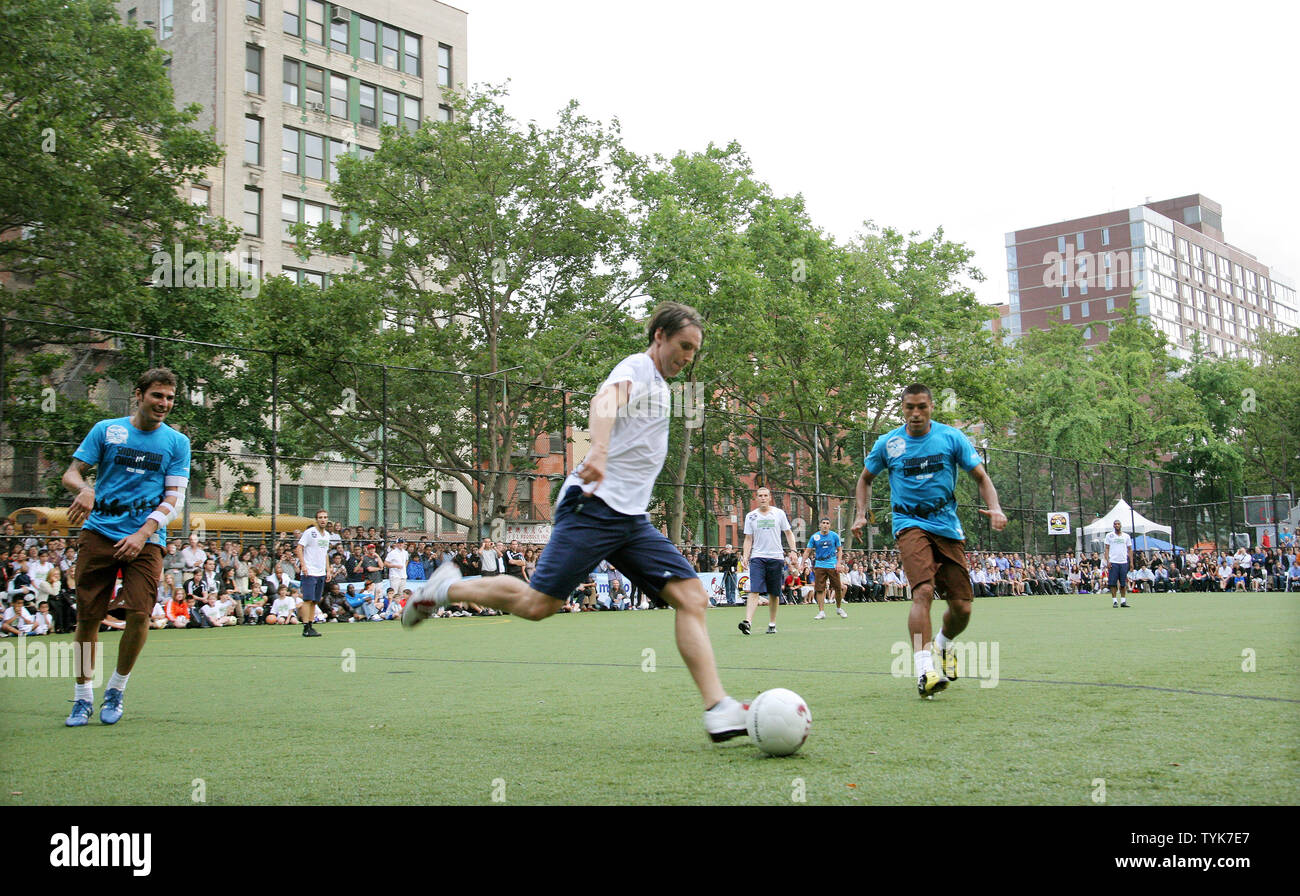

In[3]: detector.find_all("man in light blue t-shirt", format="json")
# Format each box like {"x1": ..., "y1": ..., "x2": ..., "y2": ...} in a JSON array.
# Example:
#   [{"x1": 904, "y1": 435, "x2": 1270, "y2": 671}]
[
  {"x1": 61, "y1": 368, "x2": 191, "y2": 727},
  {"x1": 803, "y1": 518, "x2": 845, "y2": 620},
  {"x1": 852, "y1": 384, "x2": 1006, "y2": 699}
]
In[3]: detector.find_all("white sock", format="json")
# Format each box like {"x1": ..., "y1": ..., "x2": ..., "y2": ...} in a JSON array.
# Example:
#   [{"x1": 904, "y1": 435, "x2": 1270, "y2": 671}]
[
  {"x1": 75, "y1": 683, "x2": 94, "y2": 704},
  {"x1": 107, "y1": 671, "x2": 130, "y2": 692},
  {"x1": 431, "y1": 576, "x2": 454, "y2": 608},
  {"x1": 915, "y1": 649, "x2": 933, "y2": 675},
  {"x1": 934, "y1": 631, "x2": 953, "y2": 651}
]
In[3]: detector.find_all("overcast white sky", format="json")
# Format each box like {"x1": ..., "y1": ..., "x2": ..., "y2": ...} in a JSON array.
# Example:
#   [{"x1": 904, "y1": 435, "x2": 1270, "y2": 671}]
[{"x1": 449, "y1": 0, "x2": 1299, "y2": 306}]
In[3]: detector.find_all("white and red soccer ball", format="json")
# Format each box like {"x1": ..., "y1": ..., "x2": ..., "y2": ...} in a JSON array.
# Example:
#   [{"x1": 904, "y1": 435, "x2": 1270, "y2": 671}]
[{"x1": 746, "y1": 688, "x2": 812, "y2": 756}]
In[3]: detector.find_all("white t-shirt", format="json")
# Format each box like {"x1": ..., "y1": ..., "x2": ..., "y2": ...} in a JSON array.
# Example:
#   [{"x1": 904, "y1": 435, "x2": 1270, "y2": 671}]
[
  {"x1": 2, "y1": 606, "x2": 34, "y2": 633},
  {"x1": 270, "y1": 596, "x2": 297, "y2": 617},
  {"x1": 297, "y1": 527, "x2": 331, "y2": 577},
  {"x1": 480, "y1": 548, "x2": 500, "y2": 573},
  {"x1": 181, "y1": 545, "x2": 207, "y2": 571},
  {"x1": 560, "y1": 352, "x2": 671, "y2": 517},
  {"x1": 1104, "y1": 531, "x2": 1132, "y2": 564},
  {"x1": 385, "y1": 548, "x2": 410, "y2": 578},
  {"x1": 744, "y1": 507, "x2": 792, "y2": 560}
]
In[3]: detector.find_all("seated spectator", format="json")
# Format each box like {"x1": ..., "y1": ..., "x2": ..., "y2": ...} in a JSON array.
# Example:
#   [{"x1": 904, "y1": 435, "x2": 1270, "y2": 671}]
[
  {"x1": 150, "y1": 599, "x2": 169, "y2": 630},
  {"x1": 30, "y1": 600, "x2": 53, "y2": 635},
  {"x1": 243, "y1": 581, "x2": 268, "y2": 624},
  {"x1": 2, "y1": 595, "x2": 35, "y2": 636},
  {"x1": 266, "y1": 589, "x2": 298, "y2": 625},
  {"x1": 340, "y1": 585, "x2": 366, "y2": 622},
  {"x1": 1286, "y1": 557, "x2": 1300, "y2": 590},
  {"x1": 165, "y1": 590, "x2": 191, "y2": 629},
  {"x1": 216, "y1": 592, "x2": 244, "y2": 625},
  {"x1": 202, "y1": 595, "x2": 237, "y2": 627},
  {"x1": 188, "y1": 595, "x2": 214, "y2": 628}
]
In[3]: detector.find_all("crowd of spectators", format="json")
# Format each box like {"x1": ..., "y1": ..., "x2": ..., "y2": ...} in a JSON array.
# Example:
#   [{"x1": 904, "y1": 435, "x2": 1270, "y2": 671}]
[{"x1": 4, "y1": 517, "x2": 1298, "y2": 635}]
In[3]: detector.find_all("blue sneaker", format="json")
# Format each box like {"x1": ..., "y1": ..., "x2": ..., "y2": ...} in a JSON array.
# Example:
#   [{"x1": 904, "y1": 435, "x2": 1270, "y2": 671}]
[
  {"x1": 65, "y1": 699, "x2": 93, "y2": 727},
  {"x1": 99, "y1": 688, "x2": 125, "y2": 725}
]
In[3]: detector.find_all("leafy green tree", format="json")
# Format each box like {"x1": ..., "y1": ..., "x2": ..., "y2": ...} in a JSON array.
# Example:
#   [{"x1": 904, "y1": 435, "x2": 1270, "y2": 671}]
[
  {"x1": 0, "y1": 0, "x2": 260, "y2": 503},
  {"x1": 271, "y1": 86, "x2": 642, "y2": 534}
]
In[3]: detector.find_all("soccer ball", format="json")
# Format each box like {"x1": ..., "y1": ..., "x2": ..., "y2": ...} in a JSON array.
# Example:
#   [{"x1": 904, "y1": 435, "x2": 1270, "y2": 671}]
[{"x1": 746, "y1": 688, "x2": 812, "y2": 756}]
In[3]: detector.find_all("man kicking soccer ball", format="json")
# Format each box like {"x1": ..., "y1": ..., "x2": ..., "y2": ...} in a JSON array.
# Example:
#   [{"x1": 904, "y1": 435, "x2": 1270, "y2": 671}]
[
  {"x1": 403, "y1": 303, "x2": 748, "y2": 742},
  {"x1": 851, "y1": 384, "x2": 1006, "y2": 698}
]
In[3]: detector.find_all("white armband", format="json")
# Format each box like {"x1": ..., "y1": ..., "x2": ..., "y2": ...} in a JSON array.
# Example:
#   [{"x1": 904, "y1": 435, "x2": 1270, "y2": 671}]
[{"x1": 153, "y1": 476, "x2": 189, "y2": 527}]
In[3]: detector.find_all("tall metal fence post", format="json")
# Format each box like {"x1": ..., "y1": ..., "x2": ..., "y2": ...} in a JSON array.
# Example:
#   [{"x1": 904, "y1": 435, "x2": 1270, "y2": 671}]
[
  {"x1": 1075, "y1": 460, "x2": 1084, "y2": 555},
  {"x1": 0, "y1": 318, "x2": 7, "y2": 444},
  {"x1": 473, "y1": 375, "x2": 482, "y2": 543},
  {"x1": 701, "y1": 402, "x2": 710, "y2": 551},
  {"x1": 381, "y1": 365, "x2": 388, "y2": 540},
  {"x1": 270, "y1": 353, "x2": 278, "y2": 544},
  {"x1": 813, "y1": 423, "x2": 821, "y2": 522}
]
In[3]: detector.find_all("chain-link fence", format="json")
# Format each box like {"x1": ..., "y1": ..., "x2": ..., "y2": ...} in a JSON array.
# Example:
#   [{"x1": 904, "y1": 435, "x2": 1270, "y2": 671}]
[{"x1": 3, "y1": 319, "x2": 1293, "y2": 557}]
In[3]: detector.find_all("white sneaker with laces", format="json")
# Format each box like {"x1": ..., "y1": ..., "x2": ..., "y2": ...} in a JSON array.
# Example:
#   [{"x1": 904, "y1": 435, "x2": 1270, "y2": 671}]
[
  {"x1": 703, "y1": 696, "x2": 748, "y2": 743},
  {"x1": 402, "y1": 562, "x2": 462, "y2": 629},
  {"x1": 813, "y1": 611, "x2": 826, "y2": 620},
  {"x1": 836, "y1": 607, "x2": 848, "y2": 618}
]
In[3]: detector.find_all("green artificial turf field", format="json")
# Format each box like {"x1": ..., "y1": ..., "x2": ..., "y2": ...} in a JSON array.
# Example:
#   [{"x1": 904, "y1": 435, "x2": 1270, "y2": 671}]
[{"x1": 2, "y1": 593, "x2": 1296, "y2": 805}]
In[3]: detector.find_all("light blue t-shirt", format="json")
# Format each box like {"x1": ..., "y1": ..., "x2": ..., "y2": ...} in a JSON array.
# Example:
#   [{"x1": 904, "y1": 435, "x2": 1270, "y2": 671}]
[
  {"x1": 808, "y1": 530, "x2": 841, "y2": 568},
  {"x1": 73, "y1": 418, "x2": 191, "y2": 547},
  {"x1": 865, "y1": 421, "x2": 982, "y2": 541}
]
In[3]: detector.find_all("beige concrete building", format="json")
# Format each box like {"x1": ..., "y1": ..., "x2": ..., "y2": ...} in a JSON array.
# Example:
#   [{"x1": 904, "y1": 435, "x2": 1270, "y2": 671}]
[{"x1": 118, "y1": 0, "x2": 467, "y2": 285}]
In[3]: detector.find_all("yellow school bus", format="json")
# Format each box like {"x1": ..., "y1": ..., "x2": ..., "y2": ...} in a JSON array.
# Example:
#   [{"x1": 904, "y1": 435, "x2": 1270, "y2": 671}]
[{"x1": 7, "y1": 507, "x2": 319, "y2": 543}]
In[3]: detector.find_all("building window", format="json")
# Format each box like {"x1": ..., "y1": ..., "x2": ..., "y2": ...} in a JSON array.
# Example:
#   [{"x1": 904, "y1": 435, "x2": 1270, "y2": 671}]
[
  {"x1": 1062, "y1": 303, "x2": 1071, "y2": 321},
  {"x1": 283, "y1": 0, "x2": 299, "y2": 35},
  {"x1": 281, "y1": 196, "x2": 299, "y2": 228},
  {"x1": 304, "y1": 132, "x2": 324, "y2": 179},
  {"x1": 328, "y1": 138, "x2": 346, "y2": 181},
  {"x1": 437, "y1": 43, "x2": 452, "y2": 87},
  {"x1": 190, "y1": 184, "x2": 210, "y2": 210},
  {"x1": 283, "y1": 58, "x2": 299, "y2": 104},
  {"x1": 382, "y1": 89, "x2": 399, "y2": 127},
  {"x1": 1083, "y1": 326, "x2": 1092, "y2": 340},
  {"x1": 1080, "y1": 301, "x2": 1089, "y2": 318},
  {"x1": 1101, "y1": 227, "x2": 1109, "y2": 246},
  {"x1": 243, "y1": 187, "x2": 262, "y2": 236},
  {"x1": 160, "y1": 0, "x2": 174, "y2": 39},
  {"x1": 382, "y1": 25, "x2": 399, "y2": 68},
  {"x1": 245, "y1": 45, "x2": 262, "y2": 94},
  {"x1": 330, "y1": 9, "x2": 349, "y2": 54},
  {"x1": 437, "y1": 104, "x2": 452, "y2": 122},
  {"x1": 1076, "y1": 232, "x2": 1085, "y2": 251},
  {"x1": 330, "y1": 73, "x2": 348, "y2": 118},
  {"x1": 246, "y1": 1, "x2": 262, "y2": 21},
  {"x1": 403, "y1": 95, "x2": 419, "y2": 132},
  {"x1": 403, "y1": 33, "x2": 421, "y2": 76},
  {"x1": 359, "y1": 82, "x2": 377, "y2": 127},
  {"x1": 359, "y1": 17, "x2": 377, "y2": 62},
  {"x1": 305, "y1": 0, "x2": 325, "y2": 44},
  {"x1": 304, "y1": 65, "x2": 325, "y2": 109},
  {"x1": 244, "y1": 115, "x2": 262, "y2": 165},
  {"x1": 440, "y1": 490, "x2": 457, "y2": 532},
  {"x1": 549, "y1": 432, "x2": 564, "y2": 454},
  {"x1": 1056, "y1": 235, "x2": 1066, "y2": 254},
  {"x1": 282, "y1": 126, "x2": 300, "y2": 174},
  {"x1": 127, "y1": 7, "x2": 138, "y2": 25}
]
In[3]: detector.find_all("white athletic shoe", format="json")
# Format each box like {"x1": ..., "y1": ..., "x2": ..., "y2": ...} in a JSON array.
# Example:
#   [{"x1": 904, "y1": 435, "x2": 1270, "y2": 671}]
[
  {"x1": 703, "y1": 696, "x2": 748, "y2": 743},
  {"x1": 813, "y1": 611, "x2": 826, "y2": 620},
  {"x1": 836, "y1": 607, "x2": 848, "y2": 618},
  {"x1": 402, "y1": 561, "x2": 462, "y2": 629}
]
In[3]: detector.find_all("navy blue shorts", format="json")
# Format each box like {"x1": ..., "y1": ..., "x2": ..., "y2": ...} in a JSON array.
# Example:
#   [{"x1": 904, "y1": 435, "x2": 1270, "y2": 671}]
[
  {"x1": 300, "y1": 574, "x2": 325, "y2": 603},
  {"x1": 1107, "y1": 563, "x2": 1129, "y2": 589},
  {"x1": 748, "y1": 557, "x2": 785, "y2": 595},
  {"x1": 529, "y1": 486, "x2": 699, "y2": 602}
]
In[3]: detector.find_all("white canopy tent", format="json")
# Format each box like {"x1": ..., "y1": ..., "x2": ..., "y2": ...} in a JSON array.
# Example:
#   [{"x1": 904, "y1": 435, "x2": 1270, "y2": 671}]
[{"x1": 1080, "y1": 499, "x2": 1171, "y2": 552}]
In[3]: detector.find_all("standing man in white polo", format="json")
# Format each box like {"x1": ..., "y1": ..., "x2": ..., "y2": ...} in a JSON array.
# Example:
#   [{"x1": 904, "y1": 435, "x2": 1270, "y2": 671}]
[{"x1": 739, "y1": 487, "x2": 797, "y2": 635}]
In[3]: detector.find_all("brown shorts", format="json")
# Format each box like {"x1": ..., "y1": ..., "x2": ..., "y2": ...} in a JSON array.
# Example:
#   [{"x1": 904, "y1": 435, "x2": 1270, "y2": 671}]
[
  {"x1": 896, "y1": 527, "x2": 972, "y2": 602},
  {"x1": 75, "y1": 528, "x2": 164, "y2": 621},
  {"x1": 813, "y1": 567, "x2": 842, "y2": 594}
]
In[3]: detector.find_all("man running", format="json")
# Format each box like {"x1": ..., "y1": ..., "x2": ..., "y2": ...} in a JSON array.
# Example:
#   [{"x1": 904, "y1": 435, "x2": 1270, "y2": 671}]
[
  {"x1": 852, "y1": 384, "x2": 1006, "y2": 698},
  {"x1": 403, "y1": 303, "x2": 749, "y2": 742},
  {"x1": 804, "y1": 517, "x2": 845, "y2": 620},
  {"x1": 61, "y1": 368, "x2": 191, "y2": 725}
]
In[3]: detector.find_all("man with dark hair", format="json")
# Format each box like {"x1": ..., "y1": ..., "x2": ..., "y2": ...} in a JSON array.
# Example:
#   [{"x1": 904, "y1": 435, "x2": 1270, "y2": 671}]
[
  {"x1": 852, "y1": 383, "x2": 1006, "y2": 698},
  {"x1": 295, "y1": 509, "x2": 330, "y2": 636},
  {"x1": 61, "y1": 368, "x2": 191, "y2": 725},
  {"x1": 804, "y1": 517, "x2": 846, "y2": 620},
  {"x1": 739, "y1": 487, "x2": 796, "y2": 635},
  {"x1": 404, "y1": 302, "x2": 751, "y2": 743}
]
